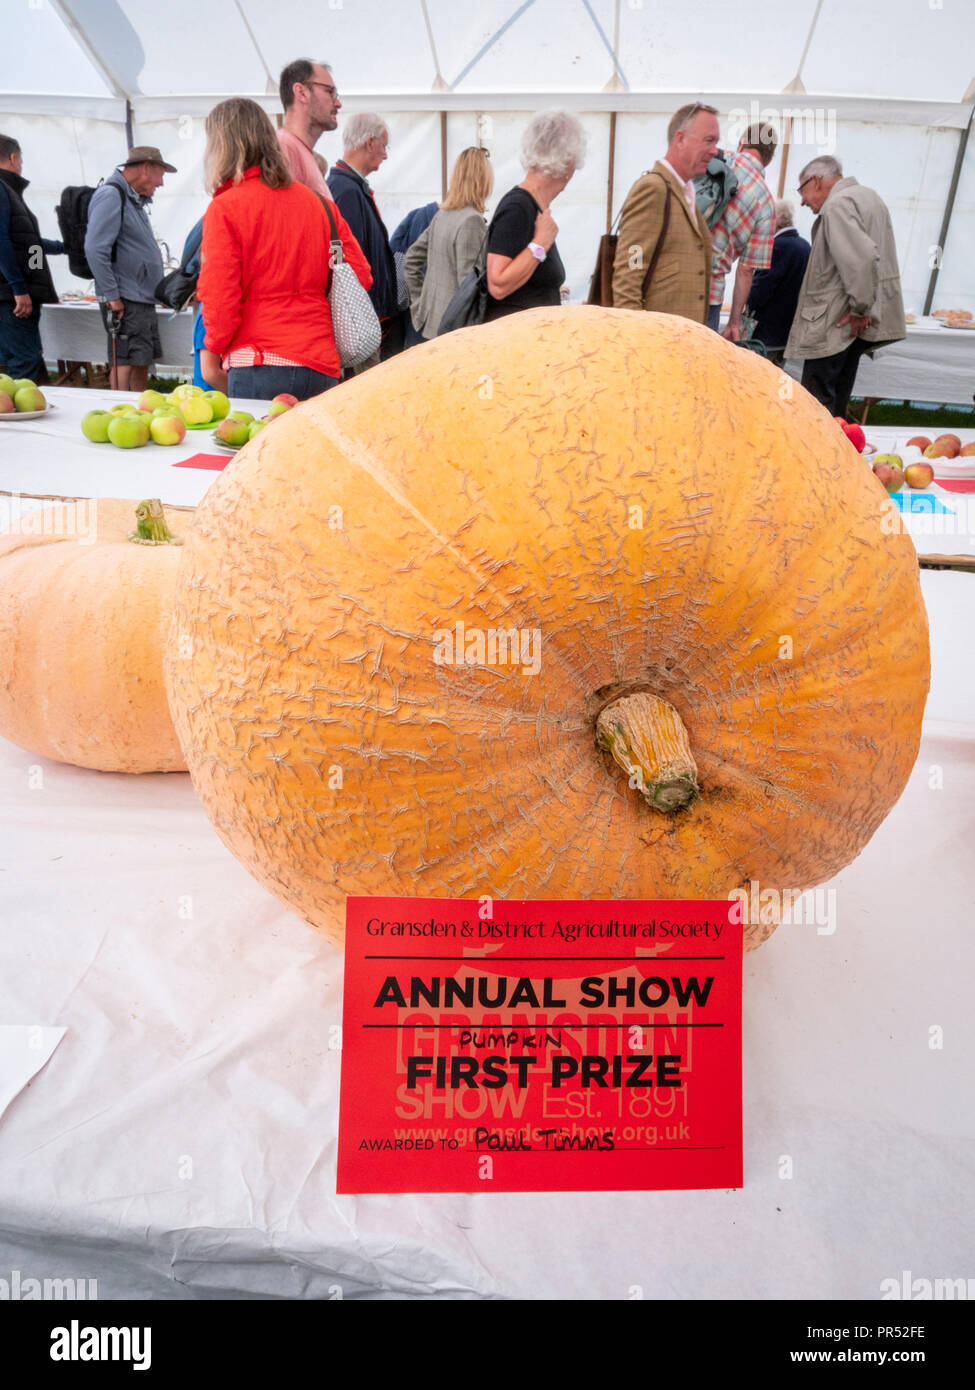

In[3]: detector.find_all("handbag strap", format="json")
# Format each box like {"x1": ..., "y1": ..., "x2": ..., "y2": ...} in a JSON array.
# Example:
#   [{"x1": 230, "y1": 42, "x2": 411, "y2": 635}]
[
  {"x1": 641, "y1": 173, "x2": 672, "y2": 299},
  {"x1": 316, "y1": 193, "x2": 345, "y2": 296}
]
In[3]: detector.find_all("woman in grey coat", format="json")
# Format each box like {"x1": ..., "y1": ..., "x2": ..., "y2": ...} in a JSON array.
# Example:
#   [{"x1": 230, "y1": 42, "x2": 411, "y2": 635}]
[{"x1": 405, "y1": 147, "x2": 492, "y2": 340}]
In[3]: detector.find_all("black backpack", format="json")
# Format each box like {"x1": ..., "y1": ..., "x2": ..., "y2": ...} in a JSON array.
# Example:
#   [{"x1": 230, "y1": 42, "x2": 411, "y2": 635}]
[{"x1": 55, "y1": 182, "x2": 124, "y2": 280}]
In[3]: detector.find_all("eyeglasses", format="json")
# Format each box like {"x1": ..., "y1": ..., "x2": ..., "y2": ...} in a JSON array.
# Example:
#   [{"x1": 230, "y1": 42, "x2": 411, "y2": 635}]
[
  {"x1": 798, "y1": 176, "x2": 818, "y2": 193},
  {"x1": 305, "y1": 81, "x2": 339, "y2": 99}
]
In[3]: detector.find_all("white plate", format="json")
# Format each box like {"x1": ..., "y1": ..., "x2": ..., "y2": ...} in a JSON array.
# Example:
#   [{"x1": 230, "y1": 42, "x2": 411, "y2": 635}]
[
  {"x1": 0, "y1": 403, "x2": 55, "y2": 422},
  {"x1": 208, "y1": 436, "x2": 243, "y2": 454},
  {"x1": 931, "y1": 456, "x2": 975, "y2": 476}
]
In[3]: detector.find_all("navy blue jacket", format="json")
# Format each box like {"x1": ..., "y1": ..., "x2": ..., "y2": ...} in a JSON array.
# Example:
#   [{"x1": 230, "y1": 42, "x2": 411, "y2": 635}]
[
  {"x1": 327, "y1": 160, "x2": 398, "y2": 319},
  {"x1": 745, "y1": 226, "x2": 811, "y2": 352}
]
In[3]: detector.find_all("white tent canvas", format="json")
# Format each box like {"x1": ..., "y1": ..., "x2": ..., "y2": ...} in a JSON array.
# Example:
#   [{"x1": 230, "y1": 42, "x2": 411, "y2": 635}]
[{"x1": 1, "y1": 0, "x2": 973, "y2": 311}]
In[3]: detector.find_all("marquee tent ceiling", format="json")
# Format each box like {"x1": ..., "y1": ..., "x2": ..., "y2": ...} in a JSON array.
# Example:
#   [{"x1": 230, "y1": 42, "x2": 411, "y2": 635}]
[
  {"x1": 2, "y1": 0, "x2": 974, "y2": 316},
  {"x1": 3, "y1": 0, "x2": 974, "y2": 121}
]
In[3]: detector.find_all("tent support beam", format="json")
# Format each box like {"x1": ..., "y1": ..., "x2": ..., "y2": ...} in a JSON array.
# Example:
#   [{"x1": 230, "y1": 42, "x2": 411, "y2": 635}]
[
  {"x1": 606, "y1": 111, "x2": 617, "y2": 232},
  {"x1": 922, "y1": 107, "x2": 974, "y2": 316},
  {"x1": 47, "y1": 0, "x2": 127, "y2": 100},
  {"x1": 441, "y1": 111, "x2": 448, "y2": 200}
]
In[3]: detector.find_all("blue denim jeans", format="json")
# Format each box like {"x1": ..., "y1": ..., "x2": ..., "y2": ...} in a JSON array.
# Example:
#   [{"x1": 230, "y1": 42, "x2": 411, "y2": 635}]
[
  {"x1": 0, "y1": 305, "x2": 48, "y2": 382},
  {"x1": 227, "y1": 364, "x2": 339, "y2": 403}
]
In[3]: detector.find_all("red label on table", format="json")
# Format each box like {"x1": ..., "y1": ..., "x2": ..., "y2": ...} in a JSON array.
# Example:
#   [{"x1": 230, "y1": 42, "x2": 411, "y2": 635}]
[
  {"x1": 337, "y1": 898, "x2": 742, "y2": 1194},
  {"x1": 173, "y1": 453, "x2": 230, "y2": 471}
]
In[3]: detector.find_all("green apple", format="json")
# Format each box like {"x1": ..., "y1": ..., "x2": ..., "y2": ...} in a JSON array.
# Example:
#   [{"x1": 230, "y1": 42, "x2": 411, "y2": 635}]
[
  {"x1": 228, "y1": 410, "x2": 254, "y2": 425},
  {"x1": 179, "y1": 397, "x2": 214, "y2": 426},
  {"x1": 171, "y1": 383, "x2": 203, "y2": 401},
  {"x1": 109, "y1": 402, "x2": 140, "y2": 417},
  {"x1": 81, "y1": 409, "x2": 112, "y2": 442},
  {"x1": 107, "y1": 413, "x2": 150, "y2": 448},
  {"x1": 265, "y1": 401, "x2": 291, "y2": 418},
  {"x1": 151, "y1": 405, "x2": 182, "y2": 419},
  {"x1": 149, "y1": 413, "x2": 187, "y2": 445},
  {"x1": 11, "y1": 378, "x2": 36, "y2": 393},
  {"x1": 0, "y1": 373, "x2": 16, "y2": 398},
  {"x1": 216, "y1": 416, "x2": 250, "y2": 447},
  {"x1": 137, "y1": 389, "x2": 167, "y2": 413},
  {"x1": 13, "y1": 384, "x2": 45, "y2": 412},
  {"x1": 203, "y1": 390, "x2": 230, "y2": 421},
  {"x1": 247, "y1": 418, "x2": 266, "y2": 440}
]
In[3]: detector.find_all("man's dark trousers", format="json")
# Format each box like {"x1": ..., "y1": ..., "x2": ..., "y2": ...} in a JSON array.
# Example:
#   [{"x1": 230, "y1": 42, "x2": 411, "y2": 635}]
[{"x1": 801, "y1": 338, "x2": 869, "y2": 418}]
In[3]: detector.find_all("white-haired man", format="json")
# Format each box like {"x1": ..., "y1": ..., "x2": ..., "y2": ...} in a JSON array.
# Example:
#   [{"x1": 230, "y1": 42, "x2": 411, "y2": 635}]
[
  {"x1": 277, "y1": 57, "x2": 341, "y2": 199},
  {"x1": 785, "y1": 155, "x2": 905, "y2": 418},
  {"x1": 328, "y1": 114, "x2": 402, "y2": 365}
]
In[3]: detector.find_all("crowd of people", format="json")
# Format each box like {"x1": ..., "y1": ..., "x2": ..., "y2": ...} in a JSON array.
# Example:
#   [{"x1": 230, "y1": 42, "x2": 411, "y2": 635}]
[{"x1": 0, "y1": 69, "x2": 906, "y2": 419}]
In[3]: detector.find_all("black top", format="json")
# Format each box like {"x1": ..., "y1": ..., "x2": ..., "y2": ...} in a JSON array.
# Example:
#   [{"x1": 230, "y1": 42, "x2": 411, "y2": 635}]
[{"x1": 484, "y1": 186, "x2": 565, "y2": 320}]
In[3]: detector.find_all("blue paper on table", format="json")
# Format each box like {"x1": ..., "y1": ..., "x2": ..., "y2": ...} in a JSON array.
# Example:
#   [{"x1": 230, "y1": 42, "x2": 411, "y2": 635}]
[{"x1": 889, "y1": 492, "x2": 955, "y2": 514}]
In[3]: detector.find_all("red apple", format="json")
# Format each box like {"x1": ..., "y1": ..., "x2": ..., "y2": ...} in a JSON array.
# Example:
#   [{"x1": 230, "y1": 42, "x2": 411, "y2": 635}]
[
  {"x1": 924, "y1": 441, "x2": 956, "y2": 459},
  {"x1": 906, "y1": 435, "x2": 931, "y2": 450},
  {"x1": 149, "y1": 413, "x2": 187, "y2": 445},
  {"x1": 959, "y1": 442, "x2": 975, "y2": 457},
  {"x1": 835, "y1": 417, "x2": 865, "y2": 452},
  {"x1": 0, "y1": 391, "x2": 14, "y2": 414},
  {"x1": 872, "y1": 460, "x2": 904, "y2": 494},
  {"x1": 216, "y1": 416, "x2": 251, "y2": 447},
  {"x1": 272, "y1": 393, "x2": 299, "y2": 409},
  {"x1": 903, "y1": 462, "x2": 935, "y2": 489}
]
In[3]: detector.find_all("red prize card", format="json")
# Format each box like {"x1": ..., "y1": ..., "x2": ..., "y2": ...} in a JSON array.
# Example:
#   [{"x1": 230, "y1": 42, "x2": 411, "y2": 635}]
[
  {"x1": 173, "y1": 454, "x2": 230, "y2": 471},
  {"x1": 337, "y1": 898, "x2": 742, "y2": 1194}
]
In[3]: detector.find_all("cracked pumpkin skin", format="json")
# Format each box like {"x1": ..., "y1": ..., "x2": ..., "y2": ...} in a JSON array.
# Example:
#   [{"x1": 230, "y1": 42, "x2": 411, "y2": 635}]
[{"x1": 164, "y1": 307, "x2": 929, "y2": 951}]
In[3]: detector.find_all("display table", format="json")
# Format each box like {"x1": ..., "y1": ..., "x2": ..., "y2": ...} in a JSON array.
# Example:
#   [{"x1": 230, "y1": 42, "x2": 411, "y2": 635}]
[
  {"x1": 852, "y1": 317, "x2": 975, "y2": 407},
  {"x1": 40, "y1": 302, "x2": 196, "y2": 378},
  {"x1": 0, "y1": 386, "x2": 264, "y2": 511},
  {"x1": 0, "y1": 387, "x2": 972, "y2": 1301}
]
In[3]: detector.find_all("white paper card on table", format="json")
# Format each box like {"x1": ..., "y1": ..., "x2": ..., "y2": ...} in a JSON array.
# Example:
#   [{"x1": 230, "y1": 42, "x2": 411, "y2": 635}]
[{"x1": 0, "y1": 1025, "x2": 66, "y2": 1126}]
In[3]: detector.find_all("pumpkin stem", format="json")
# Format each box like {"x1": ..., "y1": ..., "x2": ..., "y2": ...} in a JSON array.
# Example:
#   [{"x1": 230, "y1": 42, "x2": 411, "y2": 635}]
[
  {"x1": 128, "y1": 499, "x2": 183, "y2": 546},
  {"x1": 596, "y1": 692, "x2": 699, "y2": 813}
]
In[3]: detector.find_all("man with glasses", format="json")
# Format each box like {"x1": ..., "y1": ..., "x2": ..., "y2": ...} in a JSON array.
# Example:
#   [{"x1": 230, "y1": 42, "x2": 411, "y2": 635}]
[
  {"x1": 277, "y1": 58, "x2": 342, "y2": 199},
  {"x1": 785, "y1": 155, "x2": 905, "y2": 419},
  {"x1": 328, "y1": 114, "x2": 403, "y2": 368},
  {"x1": 612, "y1": 102, "x2": 718, "y2": 322}
]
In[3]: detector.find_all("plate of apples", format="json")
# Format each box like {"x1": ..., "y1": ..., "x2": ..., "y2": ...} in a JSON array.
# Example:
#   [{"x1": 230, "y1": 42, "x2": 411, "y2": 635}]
[{"x1": 0, "y1": 374, "x2": 51, "y2": 420}]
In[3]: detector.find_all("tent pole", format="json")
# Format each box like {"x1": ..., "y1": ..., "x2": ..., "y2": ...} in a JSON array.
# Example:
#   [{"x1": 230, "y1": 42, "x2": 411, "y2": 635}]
[
  {"x1": 922, "y1": 107, "x2": 974, "y2": 317},
  {"x1": 776, "y1": 115, "x2": 792, "y2": 200},
  {"x1": 125, "y1": 100, "x2": 134, "y2": 153},
  {"x1": 606, "y1": 111, "x2": 617, "y2": 232},
  {"x1": 441, "y1": 111, "x2": 448, "y2": 200}
]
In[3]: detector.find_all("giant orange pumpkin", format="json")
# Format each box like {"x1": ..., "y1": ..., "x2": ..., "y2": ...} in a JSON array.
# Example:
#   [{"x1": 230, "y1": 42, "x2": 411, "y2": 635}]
[
  {"x1": 0, "y1": 498, "x2": 188, "y2": 773},
  {"x1": 164, "y1": 309, "x2": 929, "y2": 950}
]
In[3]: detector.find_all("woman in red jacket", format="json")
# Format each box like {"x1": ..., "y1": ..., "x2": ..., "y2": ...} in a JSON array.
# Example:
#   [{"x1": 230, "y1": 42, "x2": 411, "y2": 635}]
[{"x1": 198, "y1": 97, "x2": 372, "y2": 402}]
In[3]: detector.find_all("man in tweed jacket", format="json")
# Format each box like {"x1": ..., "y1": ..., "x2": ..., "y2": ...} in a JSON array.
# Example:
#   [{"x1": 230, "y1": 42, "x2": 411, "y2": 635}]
[{"x1": 612, "y1": 103, "x2": 719, "y2": 323}]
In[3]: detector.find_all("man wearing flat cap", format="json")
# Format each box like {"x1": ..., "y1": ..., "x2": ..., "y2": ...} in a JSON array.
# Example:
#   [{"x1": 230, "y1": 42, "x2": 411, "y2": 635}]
[{"x1": 85, "y1": 145, "x2": 175, "y2": 391}]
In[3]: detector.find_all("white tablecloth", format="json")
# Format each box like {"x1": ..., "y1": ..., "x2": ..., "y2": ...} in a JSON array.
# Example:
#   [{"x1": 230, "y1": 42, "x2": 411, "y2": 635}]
[
  {"x1": 3, "y1": 390, "x2": 974, "y2": 558},
  {"x1": 852, "y1": 318, "x2": 975, "y2": 407},
  {"x1": 0, "y1": 382, "x2": 972, "y2": 1301},
  {"x1": 40, "y1": 303, "x2": 196, "y2": 374}
]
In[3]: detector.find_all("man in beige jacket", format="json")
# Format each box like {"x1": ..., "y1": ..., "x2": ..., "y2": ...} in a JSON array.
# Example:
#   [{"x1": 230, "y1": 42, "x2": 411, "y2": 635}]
[
  {"x1": 612, "y1": 103, "x2": 718, "y2": 322},
  {"x1": 785, "y1": 155, "x2": 906, "y2": 418}
]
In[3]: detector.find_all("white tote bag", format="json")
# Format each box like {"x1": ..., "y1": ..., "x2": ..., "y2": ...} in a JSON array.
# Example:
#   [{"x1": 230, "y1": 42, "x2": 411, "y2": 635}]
[{"x1": 320, "y1": 198, "x2": 382, "y2": 368}]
